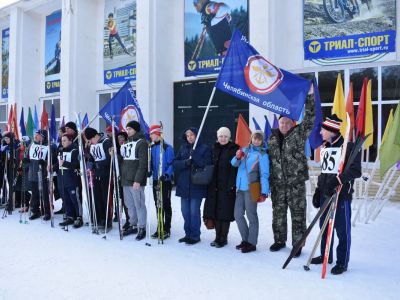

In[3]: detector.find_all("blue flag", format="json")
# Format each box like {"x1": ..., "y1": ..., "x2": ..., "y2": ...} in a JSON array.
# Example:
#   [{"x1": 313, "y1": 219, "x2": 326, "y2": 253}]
[
  {"x1": 272, "y1": 114, "x2": 279, "y2": 129},
  {"x1": 216, "y1": 30, "x2": 311, "y2": 121},
  {"x1": 82, "y1": 113, "x2": 89, "y2": 129},
  {"x1": 50, "y1": 104, "x2": 57, "y2": 142},
  {"x1": 34, "y1": 105, "x2": 40, "y2": 131},
  {"x1": 252, "y1": 117, "x2": 261, "y2": 130},
  {"x1": 99, "y1": 80, "x2": 149, "y2": 137},
  {"x1": 309, "y1": 77, "x2": 323, "y2": 150},
  {"x1": 264, "y1": 115, "x2": 272, "y2": 140},
  {"x1": 19, "y1": 107, "x2": 26, "y2": 136}
]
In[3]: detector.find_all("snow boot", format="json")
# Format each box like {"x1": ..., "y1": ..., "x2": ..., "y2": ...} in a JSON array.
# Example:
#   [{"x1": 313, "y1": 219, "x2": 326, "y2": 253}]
[
  {"x1": 241, "y1": 243, "x2": 256, "y2": 253},
  {"x1": 59, "y1": 218, "x2": 74, "y2": 226},
  {"x1": 269, "y1": 242, "x2": 286, "y2": 252},
  {"x1": 331, "y1": 264, "x2": 347, "y2": 275},
  {"x1": 123, "y1": 225, "x2": 138, "y2": 236},
  {"x1": 135, "y1": 228, "x2": 146, "y2": 241},
  {"x1": 73, "y1": 217, "x2": 83, "y2": 228},
  {"x1": 311, "y1": 255, "x2": 333, "y2": 265}
]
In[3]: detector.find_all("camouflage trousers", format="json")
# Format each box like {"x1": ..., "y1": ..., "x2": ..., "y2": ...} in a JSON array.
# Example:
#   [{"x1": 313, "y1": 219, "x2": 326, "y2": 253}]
[{"x1": 271, "y1": 182, "x2": 307, "y2": 246}]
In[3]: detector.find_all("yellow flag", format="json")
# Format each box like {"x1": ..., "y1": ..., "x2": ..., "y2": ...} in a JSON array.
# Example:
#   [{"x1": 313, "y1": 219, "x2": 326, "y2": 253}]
[
  {"x1": 332, "y1": 73, "x2": 347, "y2": 136},
  {"x1": 364, "y1": 80, "x2": 374, "y2": 148},
  {"x1": 381, "y1": 109, "x2": 393, "y2": 146}
]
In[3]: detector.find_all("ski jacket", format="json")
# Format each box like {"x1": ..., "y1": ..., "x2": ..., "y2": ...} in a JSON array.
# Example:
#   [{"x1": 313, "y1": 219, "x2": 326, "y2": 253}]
[
  {"x1": 56, "y1": 144, "x2": 80, "y2": 188},
  {"x1": 268, "y1": 93, "x2": 315, "y2": 187},
  {"x1": 88, "y1": 135, "x2": 112, "y2": 177},
  {"x1": 316, "y1": 136, "x2": 362, "y2": 201},
  {"x1": 120, "y1": 131, "x2": 148, "y2": 186},
  {"x1": 26, "y1": 140, "x2": 56, "y2": 182},
  {"x1": 150, "y1": 140, "x2": 174, "y2": 182},
  {"x1": 231, "y1": 143, "x2": 270, "y2": 195},
  {"x1": 174, "y1": 127, "x2": 212, "y2": 199}
]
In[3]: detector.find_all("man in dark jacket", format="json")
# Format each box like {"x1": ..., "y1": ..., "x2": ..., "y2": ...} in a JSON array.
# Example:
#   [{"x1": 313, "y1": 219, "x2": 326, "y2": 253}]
[
  {"x1": 268, "y1": 86, "x2": 315, "y2": 256},
  {"x1": 85, "y1": 127, "x2": 112, "y2": 230},
  {"x1": 311, "y1": 114, "x2": 361, "y2": 275},
  {"x1": 120, "y1": 121, "x2": 148, "y2": 241}
]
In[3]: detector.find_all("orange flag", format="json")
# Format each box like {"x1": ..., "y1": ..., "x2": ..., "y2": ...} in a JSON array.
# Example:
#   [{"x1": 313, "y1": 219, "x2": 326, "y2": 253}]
[
  {"x1": 346, "y1": 82, "x2": 355, "y2": 141},
  {"x1": 235, "y1": 114, "x2": 251, "y2": 148},
  {"x1": 6, "y1": 104, "x2": 13, "y2": 132},
  {"x1": 40, "y1": 103, "x2": 49, "y2": 130},
  {"x1": 11, "y1": 104, "x2": 19, "y2": 140}
]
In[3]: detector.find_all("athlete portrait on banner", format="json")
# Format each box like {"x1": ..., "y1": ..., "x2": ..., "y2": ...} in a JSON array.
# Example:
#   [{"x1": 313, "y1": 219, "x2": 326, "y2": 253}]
[
  {"x1": 44, "y1": 10, "x2": 61, "y2": 94},
  {"x1": 1, "y1": 28, "x2": 9, "y2": 100},
  {"x1": 184, "y1": 0, "x2": 248, "y2": 77},
  {"x1": 103, "y1": 0, "x2": 136, "y2": 84},
  {"x1": 303, "y1": 0, "x2": 396, "y2": 65}
]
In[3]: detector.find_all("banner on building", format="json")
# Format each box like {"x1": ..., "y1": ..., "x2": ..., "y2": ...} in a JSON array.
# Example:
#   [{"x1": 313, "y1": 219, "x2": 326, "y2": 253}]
[
  {"x1": 1, "y1": 28, "x2": 9, "y2": 100},
  {"x1": 184, "y1": 0, "x2": 249, "y2": 77},
  {"x1": 103, "y1": 0, "x2": 136, "y2": 84},
  {"x1": 303, "y1": 0, "x2": 396, "y2": 64},
  {"x1": 45, "y1": 10, "x2": 61, "y2": 94}
]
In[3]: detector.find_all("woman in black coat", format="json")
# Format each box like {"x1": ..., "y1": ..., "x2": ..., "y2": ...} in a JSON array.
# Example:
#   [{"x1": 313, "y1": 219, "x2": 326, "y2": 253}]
[{"x1": 203, "y1": 127, "x2": 239, "y2": 248}]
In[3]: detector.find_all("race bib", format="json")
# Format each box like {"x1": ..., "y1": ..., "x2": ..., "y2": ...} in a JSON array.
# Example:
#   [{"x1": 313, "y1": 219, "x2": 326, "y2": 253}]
[
  {"x1": 121, "y1": 140, "x2": 141, "y2": 161},
  {"x1": 61, "y1": 151, "x2": 73, "y2": 162},
  {"x1": 90, "y1": 143, "x2": 106, "y2": 162},
  {"x1": 320, "y1": 147, "x2": 342, "y2": 174},
  {"x1": 29, "y1": 145, "x2": 48, "y2": 161}
]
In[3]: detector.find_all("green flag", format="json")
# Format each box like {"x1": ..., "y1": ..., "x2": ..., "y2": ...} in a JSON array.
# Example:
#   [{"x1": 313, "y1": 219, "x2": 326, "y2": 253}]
[
  {"x1": 380, "y1": 101, "x2": 400, "y2": 179},
  {"x1": 26, "y1": 107, "x2": 34, "y2": 139}
]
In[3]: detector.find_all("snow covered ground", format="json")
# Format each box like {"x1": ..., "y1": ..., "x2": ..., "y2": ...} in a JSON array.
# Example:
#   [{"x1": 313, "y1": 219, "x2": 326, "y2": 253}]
[{"x1": 1, "y1": 195, "x2": 399, "y2": 300}]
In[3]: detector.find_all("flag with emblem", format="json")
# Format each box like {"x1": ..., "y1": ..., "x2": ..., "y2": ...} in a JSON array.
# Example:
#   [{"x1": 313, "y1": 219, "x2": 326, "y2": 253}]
[{"x1": 215, "y1": 30, "x2": 311, "y2": 121}]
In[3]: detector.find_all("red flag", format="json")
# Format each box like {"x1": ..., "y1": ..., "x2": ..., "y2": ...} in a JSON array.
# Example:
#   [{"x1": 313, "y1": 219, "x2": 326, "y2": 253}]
[
  {"x1": 11, "y1": 104, "x2": 19, "y2": 140},
  {"x1": 40, "y1": 103, "x2": 49, "y2": 130},
  {"x1": 346, "y1": 82, "x2": 355, "y2": 141},
  {"x1": 355, "y1": 78, "x2": 368, "y2": 138},
  {"x1": 235, "y1": 114, "x2": 252, "y2": 148}
]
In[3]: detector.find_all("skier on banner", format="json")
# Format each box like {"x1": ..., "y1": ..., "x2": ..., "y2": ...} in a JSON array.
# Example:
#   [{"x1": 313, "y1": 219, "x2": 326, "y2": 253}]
[
  {"x1": 85, "y1": 127, "x2": 113, "y2": 231},
  {"x1": 311, "y1": 114, "x2": 361, "y2": 275},
  {"x1": 149, "y1": 124, "x2": 174, "y2": 240},
  {"x1": 106, "y1": 12, "x2": 130, "y2": 59},
  {"x1": 119, "y1": 121, "x2": 148, "y2": 241},
  {"x1": 24, "y1": 130, "x2": 56, "y2": 221},
  {"x1": 193, "y1": 0, "x2": 232, "y2": 56}
]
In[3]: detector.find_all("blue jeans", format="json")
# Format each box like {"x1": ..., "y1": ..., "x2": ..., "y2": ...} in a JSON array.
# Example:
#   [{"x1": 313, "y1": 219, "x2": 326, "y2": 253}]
[{"x1": 181, "y1": 197, "x2": 202, "y2": 241}]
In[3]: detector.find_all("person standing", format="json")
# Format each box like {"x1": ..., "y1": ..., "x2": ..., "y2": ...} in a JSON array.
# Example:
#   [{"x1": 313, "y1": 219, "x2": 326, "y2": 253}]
[
  {"x1": 311, "y1": 114, "x2": 361, "y2": 275},
  {"x1": 174, "y1": 127, "x2": 212, "y2": 245},
  {"x1": 231, "y1": 130, "x2": 269, "y2": 253},
  {"x1": 120, "y1": 121, "x2": 148, "y2": 241},
  {"x1": 149, "y1": 124, "x2": 174, "y2": 240},
  {"x1": 203, "y1": 127, "x2": 238, "y2": 248},
  {"x1": 268, "y1": 86, "x2": 315, "y2": 257}
]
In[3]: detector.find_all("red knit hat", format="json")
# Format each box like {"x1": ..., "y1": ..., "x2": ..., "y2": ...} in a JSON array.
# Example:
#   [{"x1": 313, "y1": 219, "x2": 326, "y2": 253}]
[{"x1": 149, "y1": 124, "x2": 162, "y2": 136}]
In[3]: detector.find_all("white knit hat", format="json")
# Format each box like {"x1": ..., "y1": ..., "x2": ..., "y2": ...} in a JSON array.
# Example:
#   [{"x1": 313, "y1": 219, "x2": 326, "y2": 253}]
[
  {"x1": 251, "y1": 130, "x2": 265, "y2": 140},
  {"x1": 217, "y1": 127, "x2": 231, "y2": 138}
]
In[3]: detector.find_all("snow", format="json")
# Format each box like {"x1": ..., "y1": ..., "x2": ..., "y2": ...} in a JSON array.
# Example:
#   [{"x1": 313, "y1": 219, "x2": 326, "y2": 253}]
[{"x1": 1, "y1": 194, "x2": 400, "y2": 300}]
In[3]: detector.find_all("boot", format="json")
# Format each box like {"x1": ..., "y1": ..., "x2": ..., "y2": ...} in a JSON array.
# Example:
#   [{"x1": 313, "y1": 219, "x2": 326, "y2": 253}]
[
  {"x1": 331, "y1": 264, "x2": 347, "y2": 275},
  {"x1": 269, "y1": 242, "x2": 286, "y2": 252},
  {"x1": 235, "y1": 241, "x2": 249, "y2": 250},
  {"x1": 43, "y1": 214, "x2": 51, "y2": 221},
  {"x1": 135, "y1": 228, "x2": 146, "y2": 241},
  {"x1": 185, "y1": 238, "x2": 200, "y2": 245},
  {"x1": 29, "y1": 213, "x2": 41, "y2": 220},
  {"x1": 122, "y1": 221, "x2": 130, "y2": 231},
  {"x1": 178, "y1": 236, "x2": 188, "y2": 243},
  {"x1": 59, "y1": 218, "x2": 74, "y2": 226},
  {"x1": 241, "y1": 243, "x2": 256, "y2": 253},
  {"x1": 73, "y1": 217, "x2": 83, "y2": 228},
  {"x1": 123, "y1": 225, "x2": 138, "y2": 237},
  {"x1": 218, "y1": 221, "x2": 230, "y2": 247},
  {"x1": 311, "y1": 255, "x2": 333, "y2": 265}
]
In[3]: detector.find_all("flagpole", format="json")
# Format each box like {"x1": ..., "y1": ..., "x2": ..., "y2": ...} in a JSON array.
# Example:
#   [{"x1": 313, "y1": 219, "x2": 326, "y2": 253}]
[
  {"x1": 73, "y1": 113, "x2": 99, "y2": 142},
  {"x1": 193, "y1": 87, "x2": 216, "y2": 150}
]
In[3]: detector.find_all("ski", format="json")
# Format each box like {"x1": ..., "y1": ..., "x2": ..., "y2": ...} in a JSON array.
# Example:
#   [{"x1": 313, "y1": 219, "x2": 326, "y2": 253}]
[
  {"x1": 156, "y1": 121, "x2": 165, "y2": 244},
  {"x1": 47, "y1": 128, "x2": 55, "y2": 228}
]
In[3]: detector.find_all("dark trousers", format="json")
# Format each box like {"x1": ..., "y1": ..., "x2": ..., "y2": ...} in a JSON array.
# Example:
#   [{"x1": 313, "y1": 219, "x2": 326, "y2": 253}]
[
  {"x1": 152, "y1": 180, "x2": 172, "y2": 232},
  {"x1": 30, "y1": 180, "x2": 50, "y2": 216},
  {"x1": 63, "y1": 186, "x2": 82, "y2": 219},
  {"x1": 14, "y1": 191, "x2": 31, "y2": 209},
  {"x1": 319, "y1": 198, "x2": 352, "y2": 268},
  {"x1": 93, "y1": 175, "x2": 111, "y2": 225},
  {"x1": 215, "y1": 220, "x2": 230, "y2": 244}
]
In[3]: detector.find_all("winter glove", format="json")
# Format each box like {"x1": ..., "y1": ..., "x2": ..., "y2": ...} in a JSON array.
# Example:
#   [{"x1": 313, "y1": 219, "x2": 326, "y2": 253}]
[
  {"x1": 326, "y1": 176, "x2": 340, "y2": 197},
  {"x1": 235, "y1": 149, "x2": 246, "y2": 160},
  {"x1": 312, "y1": 188, "x2": 320, "y2": 209},
  {"x1": 159, "y1": 174, "x2": 168, "y2": 182},
  {"x1": 185, "y1": 159, "x2": 192, "y2": 167},
  {"x1": 201, "y1": 11, "x2": 215, "y2": 26},
  {"x1": 257, "y1": 194, "x2": 268, "y2": 203}
]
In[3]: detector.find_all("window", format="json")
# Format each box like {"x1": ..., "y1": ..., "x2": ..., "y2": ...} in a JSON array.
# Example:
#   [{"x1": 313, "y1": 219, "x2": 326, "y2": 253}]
[
  {"x1": 318, "y1": 70, "x2": 344, "y2": 104},
  {"x1": 382, "y1": 65, "x2": 400, "y2": 101},
  {"x1": 41, "y1": 98, "x2": 61, "y2": 137},
  {"x1": 350, "y1": 67, "x2": 378, "y2": 102},
  {"x1": 99, "y1": 93, "x2": 113, "y2": 132}
]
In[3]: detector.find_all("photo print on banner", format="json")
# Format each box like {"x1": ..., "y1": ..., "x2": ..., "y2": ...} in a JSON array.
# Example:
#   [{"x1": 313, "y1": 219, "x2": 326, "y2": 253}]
[
  {"x1": 2, "y1": 28, "x2": 9, "y2": 100},
  {"x1": 184, "y1": 0, "x2": 249, "y2": 77},
  {"x1": 303, "y1": 0, "x2": 396, "y2": 65},
  {"x1": 44, "y1": 10, "x2": 61, "y2": 94},
  {"x1": 103, "y1": 0, "x2": 136, "y2": 84}
]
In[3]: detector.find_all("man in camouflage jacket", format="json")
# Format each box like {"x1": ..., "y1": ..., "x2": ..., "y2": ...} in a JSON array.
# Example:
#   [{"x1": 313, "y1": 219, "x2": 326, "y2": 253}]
[{"x1": 267, "y1": 85, "x2": 315, "y2": 256}]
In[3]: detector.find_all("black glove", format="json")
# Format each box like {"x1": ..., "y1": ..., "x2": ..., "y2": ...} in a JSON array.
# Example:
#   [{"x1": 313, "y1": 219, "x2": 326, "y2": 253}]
[
  {"x1": 326, "y1": 176, "x2": 340, "y2": 196},
  {"x1": 159, "y1": 174, "x2": 168, "y2": 182},
  {"x1": 185, "y1": 159, "x2": 192, "y2": 167},
  {"x1": 22, "y1": 157, "x2": 30, "y2": 164},
  {"x1": 201, "y1": 12, "x2": 215, "y2": 26},
  {"x1": 312, "y1": 188, "x2": 321, "y2": 209},
  {"x1": 147, "y1": 171, "x2": 153, "y2": 178}
]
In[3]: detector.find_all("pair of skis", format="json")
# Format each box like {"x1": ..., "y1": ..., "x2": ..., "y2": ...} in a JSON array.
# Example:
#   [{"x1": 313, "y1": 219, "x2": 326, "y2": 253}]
[{"x1": 283, "y1": 114, "x2": 367, "y2": 279}]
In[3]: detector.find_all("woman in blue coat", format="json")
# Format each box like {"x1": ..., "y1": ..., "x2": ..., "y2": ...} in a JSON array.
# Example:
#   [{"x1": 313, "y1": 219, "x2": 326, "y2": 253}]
[{"x1": 174, "y1": 127, "x2": 212, "y2": 245}]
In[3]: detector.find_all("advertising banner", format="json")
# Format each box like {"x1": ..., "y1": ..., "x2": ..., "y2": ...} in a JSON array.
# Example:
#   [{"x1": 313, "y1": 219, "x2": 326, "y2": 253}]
[
  {"x1": 1, "y1": 28, "x2": 9, "y2": 100},
  {"x1": 45, "y1": 10, "x2": 62, "y2": 94}
]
